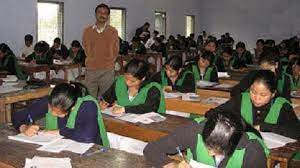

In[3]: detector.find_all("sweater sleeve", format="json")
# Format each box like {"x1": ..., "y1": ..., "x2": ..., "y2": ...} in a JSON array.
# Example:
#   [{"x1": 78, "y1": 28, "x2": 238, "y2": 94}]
[
  {"x1": 125, "y1": 87, "x2": 162, "y2": 114},
  {"x1": 59, "y1": 101, "x2": 99, "y2": 143},
  {"x1": 242, "y1": 140, "x2": 267, "y2": 168},
  {"x1": 230, "y1": 71, "x2": 256, "y2": 97},
  {"x1": 12, "y1": 97, "x2": 48, "y2": 131},
  {"x1": 102, "y1": 82, "x2": 117, "y2": 104},
  {"x1": 143, "y1": 121, "x2": 201, "y2": 167},
  {"x1": 260, "y1": 103, "x2": 300, "y2": 139},
  {"x1": 175, "y1": 72, "x2": 196, "y2": 93}
]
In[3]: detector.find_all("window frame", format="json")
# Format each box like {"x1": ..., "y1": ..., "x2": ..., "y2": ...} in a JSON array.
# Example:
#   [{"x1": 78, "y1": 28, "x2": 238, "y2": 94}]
[
  {"x1": 37, "y1": 0, "x2": 64, "y2": 44},
  {"x1": 110, "y1": 7, "x2": 127, "y2": 40},
  {"x1": 154, "y1": 11, "x2": 167, "y2": 37}
]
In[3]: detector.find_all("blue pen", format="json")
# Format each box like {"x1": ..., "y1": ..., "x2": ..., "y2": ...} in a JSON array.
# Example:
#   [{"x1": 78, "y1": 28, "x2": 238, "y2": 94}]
[
  {"x1": 81, "y1": 146, "x2": 108, "y2": 157},
  {"x1": 176, "y1": 146, "x2": 185, "y2": 161},
  {"x1": 27, "y1": 114, "x2": 33, "y2": 125}
]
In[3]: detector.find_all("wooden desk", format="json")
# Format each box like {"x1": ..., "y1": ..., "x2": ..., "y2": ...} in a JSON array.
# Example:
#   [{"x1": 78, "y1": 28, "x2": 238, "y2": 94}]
[
  {"x1": 267, "y1": 141, "x2": 300, "y2": 168},
  {"x1": 19, "y1": 62, "x2": 50, "y2": 82},
  {"x1": 51, "y1": 63, "x2": 82, "y2": 81},
  {"x1": 103, "y1": 114, "x2": 192, "y2": 142},
  {"x1": 0, "y1": 87, "x2": 50, "y2": 123},
  {"x1": 0, "y1": 124, "x2": 149, "y2": 168}
]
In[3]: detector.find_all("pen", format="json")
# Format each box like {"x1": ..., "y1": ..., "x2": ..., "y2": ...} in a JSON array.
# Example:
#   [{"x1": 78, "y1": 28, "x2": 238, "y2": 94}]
[
  {"x1": 27, "y1": 114, "x2": 33, "y2": 125},
  {"x1": 81, "y1": 147, "x2": 108, "y2": 157},
  {"x1": 176, "y1": 146, "x2": 185, "y2": 161}
]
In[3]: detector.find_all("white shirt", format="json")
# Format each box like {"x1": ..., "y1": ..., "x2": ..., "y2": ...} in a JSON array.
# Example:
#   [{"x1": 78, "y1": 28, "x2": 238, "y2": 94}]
[
  {"x1": 145, "y1": 37, "x2": 155, "y2": 49},
  {"x1": 92, "y1": 23, "x2": 107, "y2": 34},
  {"x1": 19, "y1": 45, "x2": 34, "y2": 58}
]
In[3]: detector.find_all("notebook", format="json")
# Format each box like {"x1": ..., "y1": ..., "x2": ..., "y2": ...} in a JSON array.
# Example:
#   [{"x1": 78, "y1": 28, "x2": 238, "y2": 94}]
[
  {"x1": 24, "y1": 156, "x2": 72, "y2": 168},
  {"x1": 8, "y1": 132, "x2": 63, "y2": 146},
  {"x1": 260, "y1": 132, "x2": 297, "y2": 149}
]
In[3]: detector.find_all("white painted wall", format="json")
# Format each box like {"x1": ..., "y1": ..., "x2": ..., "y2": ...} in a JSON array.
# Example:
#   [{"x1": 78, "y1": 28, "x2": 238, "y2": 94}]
[
  {"x1": 0, "y1": 0, "x2": 201, "y2": 55},
  {"x1": 198, "y1": 0, "x2": 300, "y2": 50}
]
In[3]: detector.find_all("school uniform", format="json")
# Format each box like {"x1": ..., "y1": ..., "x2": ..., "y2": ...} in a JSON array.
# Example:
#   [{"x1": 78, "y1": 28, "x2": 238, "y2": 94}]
[
  {"x1": 230, "y1": 70, "x2": 291, "y2": 100},
  {"x1": 212, "y1": 53, "x2": 226, "y2": 72},
  {"x1": 207, "y1": 93, "x2": 300, "y2": 139},
  {"x1": 233, "y1": 50, "x2": 253, "y2": 65},
  {"x1": 150, "y1": 68, "x2": 196, "y2": 93},
  {"x1": 186, "y1": 62, "x2": 219, "y2": 83},
  {"x1": 0, "y1": 52, "x2": 27, "y2": 80},
  {"x1": 25, "y1": 52, "x2": 53, "y2": 65},
  {"x1": 12, "y1": 96, "x2": 109, "y2": 146},
  {"x1": 102, "y1": 75, "x2": 166, "y2": 114},
  {"x1": 289, "y1": 75, "x2": 300, "y2": 91},
  {"x1": 143, "y1": 118, "x2": 268, "y2": 168},
  {"x1": 69, "y1": 49, "x2": 86, "y2": 66}
]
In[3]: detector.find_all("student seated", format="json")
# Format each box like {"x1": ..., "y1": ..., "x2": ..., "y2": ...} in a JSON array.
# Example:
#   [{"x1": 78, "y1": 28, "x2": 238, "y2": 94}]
[
  {"x1": 231, "y1": 53, "x2": 291, "y2": 99},
  {"x1": 233, "y1": 42, "x2": 253, "y2": 65},
  {"x1": 25, "y1": 41, "x2": 53, "y2": 65},
  {"x1": 150, "y1": 55, "x2": 195, "y2": 93},
  {"x1": 186, "y1": 51, "x2": 219, "y2": 83},
  {"x1": 150, "y1": 37, "x2": 167, "y2": 58},
  {"x1": 211, "y1": 70, "x2": 300, "y2": 139},
  {"x1": 204, "y1": 39, "x2": 226, "y2": 72},
  {"x1": 19, "y1": 34, "x2": 34, "y2": 58},
  {"x1": 69, "y1": 40, "x2": 86, "y2": 66},
  {"x1": 222, "y1": 47, "x2": 247, "y2": 70},
  {"x1": 0, "y1": 43, "x2": 27, "y2": 80},
  {"x1": 119, "y1": 37, "x2": 130, "y2": 55},
  {"x1": 255, "y1": 39, "x2": 265, "y2": 59},
  {"x1": 144, "y1": 111, "x2": 269, "y2": 168},
  {"x1": 289, "y1": 57, "x2": 300, "y2": 91},
  {"x1": 129, "y1": 36, "x2": 146, "y2": 54},
  {"x1": 50, "y1": 37, "x2": 69, "y2": 59},
  {"x1": 12, "y1": 82, "x2": 109, "y2": 146},
  {"x1": 101, "y1": 59, "x2": 165, "y2": 114}
]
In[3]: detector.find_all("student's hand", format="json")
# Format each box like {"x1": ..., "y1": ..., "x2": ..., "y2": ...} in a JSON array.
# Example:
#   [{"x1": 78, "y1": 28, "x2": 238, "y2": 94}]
[
  {"x1": 112, "y1": 105, "x2": 125, "y2": 114},
  {"x1": 100, "y1": 100, "x2": 109, "y2": 110},
  {"x1": 163, "y1": 161, "x2": 190, "y2": 168},
  {"x1": 19, "y1": 124, "x2": 39, "y2": 137},
  {"x1": 164, "y1": 86, "x2": 173, "y2": 93},
  {"x1": 254, "y1": 125, "x2": 260, "y2": 131},
  {"x1": 40, "y1": 130, "x2": 60, "y2": 135}
]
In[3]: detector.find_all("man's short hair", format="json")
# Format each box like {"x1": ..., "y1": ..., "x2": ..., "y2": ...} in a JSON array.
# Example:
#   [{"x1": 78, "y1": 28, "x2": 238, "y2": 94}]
[
  {"x1": 25, "y1": 34, "x2": 33, "y2": 42},
  {"x1": 95, "y1": 3, "x2": 110, "y2": 15}
]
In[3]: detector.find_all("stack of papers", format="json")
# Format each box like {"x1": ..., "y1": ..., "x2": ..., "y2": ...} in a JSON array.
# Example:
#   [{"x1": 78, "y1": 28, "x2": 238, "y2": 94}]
[
  {"x1": 53, "y1": 59, "x2": 73, "y2": 65},
  {"x1": 0, "y1": 84, "x2": 23, "y2": 94},
  {"x1": 189, "y1": 159, "x2": 216, "y2": 168},
  {"x1": 197, "y1": 81, "x2": 218, "y2": 87},
  {"x1": 25, "y1": 156, "x2": 72, "y2": 168},
  {"x1": 260, "y1": 132, "x2": 297, "y2": 149},
  {"x1": 8, "y1": 132, "x2": 93, "y2": 154},
  {"x1": 2, "y1": 75, "x2": 18, "y2": 82},
  {"x1": 201, "y1": 97, "x2": 229, "y2": 105},
  {"x1": 217, "y1": 72, "x2": 230, "y2": 78}
]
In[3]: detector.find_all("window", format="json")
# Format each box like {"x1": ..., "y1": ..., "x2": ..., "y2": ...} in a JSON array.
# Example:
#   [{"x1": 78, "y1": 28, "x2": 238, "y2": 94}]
[
  {"x1": 155, "y1": 11, "x2": 167, "y2": 36},
  {"x1": 37, "y1": 1, "x2": 64, "y2": 46},
  {"x1": 186, "y1": 15, "x2": 195, "y2": 37},
  {"x1": 110, "y1": 8, "x2": 126, "y2": 40}
]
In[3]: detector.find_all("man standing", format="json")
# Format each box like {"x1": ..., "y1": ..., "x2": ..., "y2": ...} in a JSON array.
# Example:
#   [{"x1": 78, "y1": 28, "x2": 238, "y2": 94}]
[{"x1": 83, "y1": 3, "x2": 119, "y2": 98}]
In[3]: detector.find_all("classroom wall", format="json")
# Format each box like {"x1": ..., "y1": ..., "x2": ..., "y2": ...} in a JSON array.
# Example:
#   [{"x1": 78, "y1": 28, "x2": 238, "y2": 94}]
[
  {"x1": 198, "y1": 0, "x2": 300, "y2": 50},
  {"x1": 0, "y1": 0, "x2": 201, "y2": 55}
]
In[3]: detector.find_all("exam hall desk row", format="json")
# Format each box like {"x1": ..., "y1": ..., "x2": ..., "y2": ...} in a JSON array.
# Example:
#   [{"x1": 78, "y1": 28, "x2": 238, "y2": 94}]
[{"x1": 0, "y1": 124, "x2": 150, "y2": 168}]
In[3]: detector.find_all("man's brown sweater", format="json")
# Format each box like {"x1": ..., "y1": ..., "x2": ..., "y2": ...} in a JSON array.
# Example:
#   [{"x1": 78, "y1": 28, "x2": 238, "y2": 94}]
[{"x1": 82, "y1": 25, "x2": 119, "y2": 70}]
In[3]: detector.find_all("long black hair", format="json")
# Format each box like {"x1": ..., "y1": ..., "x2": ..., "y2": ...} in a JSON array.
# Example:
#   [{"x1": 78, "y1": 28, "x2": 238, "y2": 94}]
[
  {"x1": 165, "y1": 55, "x2": 182, "y2": 71},
  {"x1": 203, "y1": 111, "x2": 245, "y2": 156},
  {"x1": 48, "y1": 82, "x2": 89, "y2": 112},
  {"x1": 124, "y1": 58, "x2": 149, "y2": 80}
]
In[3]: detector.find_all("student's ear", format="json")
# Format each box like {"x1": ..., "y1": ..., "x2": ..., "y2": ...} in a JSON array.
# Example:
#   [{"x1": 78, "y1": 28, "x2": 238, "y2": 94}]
[
  {"x1": 142, "y1": 77, "x2": 146, "y2": 81},
  {"x1": 275, "y1": 62, "x2": 279, "y2": 69},
  {"x1": 271, "y1": 92, "x2": 276, "y2": 98},
  {"x1": 178, "y1": 68, "x2": 182, "y2": 74}
]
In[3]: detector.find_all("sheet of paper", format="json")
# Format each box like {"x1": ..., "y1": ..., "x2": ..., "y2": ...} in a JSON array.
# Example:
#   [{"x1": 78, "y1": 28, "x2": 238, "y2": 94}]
[
  {"x1": 8, "y1": 132, "x2": 63, "y2": 146},
  {"x1": 189, "y1": 159, "x2": 216, "y2": 168},
  {"x1": 213, "y1": 84, "x2": 233, "y2": 89},
  {"x1": 201, "y1": 97, "x2": 229, "y2": 105},
  {"x1": 164, "y1": 92, "x2": 183, "y2": 99},
  {"x1": 25, "y1": 156, "x2": 72, "y2": 168},
  {"x1": 166, "y1": 110, "x2": 190, "y2": 118},
  {"x1": 260, "y1": 132, "x2": 296, "y2": 149},
  {"x1": 117, "y1": 113, "x2": 139, "y2": 123},
  {"x1": 38, "y1": 139, "x2": 94, "y2": 154},
  {"x1": 182, "y1": 93, "x2": 200, "y2": 102},
  {"x1": 197, "y1": 80, "x2": 218, "y2": 87},
  {"x1": 102, "y1": 107, "x2": 125, "y2": 117},
  {"x1": 136, "y1": 112, "x2": 166, "y2": 124}
]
